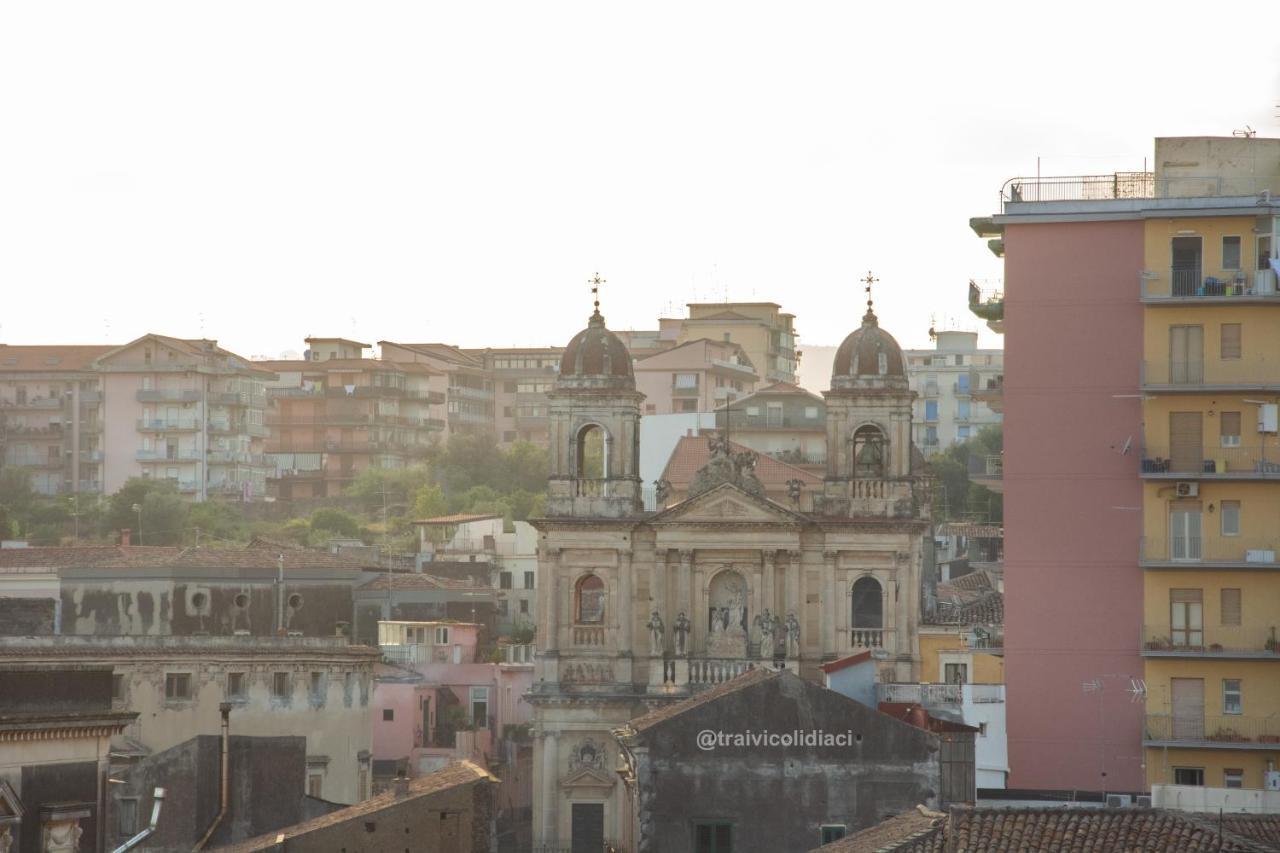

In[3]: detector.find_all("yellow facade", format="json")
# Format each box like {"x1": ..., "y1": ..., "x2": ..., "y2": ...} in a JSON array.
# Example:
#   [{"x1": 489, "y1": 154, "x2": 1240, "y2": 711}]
[
  {"x1": 1141, "y1": 212, "x2": 1280, "y2": 790},
  {"x1": 919, "y1": 631, "x2": 1004, "y2": 684}
]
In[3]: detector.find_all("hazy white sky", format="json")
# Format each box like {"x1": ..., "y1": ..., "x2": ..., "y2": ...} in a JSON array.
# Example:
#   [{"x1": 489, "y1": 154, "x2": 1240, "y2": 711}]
[{"x1": 3, "y1": 2, "x2": 1278, "y2": 360}]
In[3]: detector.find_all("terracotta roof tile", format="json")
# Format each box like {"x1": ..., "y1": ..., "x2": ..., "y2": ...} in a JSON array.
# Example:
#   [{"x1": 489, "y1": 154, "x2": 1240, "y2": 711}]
[
  {"x1": 212, "y1": 761, "x2": 496, "y2": 852},
  {"x1": 0, "y1": 544, "x2": 375, "y2": 572},
  {"x1": 360, "y1": 572, "x2": 491, "y2": 592},
  {"x1": 411, "y1": 513, "x2": 503, "y2": 526},
  {"x1": 814, "y1": 807, "x2": 1280, "y2": 853},
  {"x1": 0, "y1": 344, "x2": 116, "y2": 372},
  {"x1": 660, "y1": 435, "x2": 823, "y2": 489}
]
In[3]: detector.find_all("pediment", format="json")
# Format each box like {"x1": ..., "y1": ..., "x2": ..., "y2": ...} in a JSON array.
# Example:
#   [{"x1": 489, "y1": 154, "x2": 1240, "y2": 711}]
[
  {"x1": 561, "y1": 767, "x2": 616, "y2": 790},
  {"x1": 652, "y1": 483, "x2": 806, "y2": 525},
  {"x1": 0, "y1": 779, "x2": 23, "y2": 821}
]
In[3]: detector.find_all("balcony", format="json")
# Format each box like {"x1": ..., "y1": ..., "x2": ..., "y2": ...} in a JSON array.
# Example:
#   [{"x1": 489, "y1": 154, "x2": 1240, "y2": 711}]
[
  {"x1": 207, "y1": 450, "x2": 270, "y2": 466},
  {"x1": 380, "y1": 643, "x2": 455, "y2": 665},
  {"x1": 1142, "y1": 625, "x2": 1279, "y2": 659},
  {"x1": 1141, "y1": 268, "x2": 1280, "y2": 304},
  {"x1": 2, "y1": 423, "x2": 62, "y2": 436},
  {"x1": 1145, "y1": 714, "x2": 1280, "y2": 749},
  {"x1": 136, "y1": 388, "x2": 201, "y2": 403},
  {"x1": 246, "y1": 424, "x2": 269, "y2": 437},
  {"x1": 209, "y1": 391, "x2": 265, "y2": 407},
  {"x1": 422, "y1": 417, "x2": 446, "y2": 431},
  {"x1": 78, "y1": 391, "x2": 102, "y2": 404},
  {"x1": 1140, "y1": 536, "x2": 1280, "y2": 568},
  {"x1": 424, "y1": 390, "x2": 446, "y2": 405},
  {"x1": 448, "y1": 385, "x2": 493, "y2": 402},
  {"x1": 137, "y1": 418, "x2": 199, "y2": 432},
  {"x1": 849, "y1": 628, "x2": 884, "y2": 650},
  {"x1": 1000, "y1": 172, "x2": 1154, "y2": 210},
  {"x1": 6, "y1": 456, "x2": 63, "y2": 468},
  {"x1": 1140, "y1": 445, "x2": 1280, "y2": 479},
  {"x1": 970, "y1": 375, "x2": 1004, "y2": 413},
  {"x1": 136, "y1": 449, "x2": 201, "y2": 462},
  {"x1": 0, "y1": 397, "x2": 63, "y2": 410},
  {"x1": 670, "y1": 385, "x2": 700, "y2": 397},
  {"x1": 1141, "y1": 359, "x2": 1280, "y2": 393},
  {"x1": 967, "y1": 280, "x2": 1005, "y2": 332},
  {"x1": 766, "y1": 449, "x2": 825, "y2": 466},
  {"x1": 571, "y1": 624, "x2": 607, "y2": 647}
]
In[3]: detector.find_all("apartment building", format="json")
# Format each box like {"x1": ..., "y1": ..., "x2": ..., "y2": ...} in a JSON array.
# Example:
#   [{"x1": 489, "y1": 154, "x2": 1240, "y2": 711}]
[
  {"x1": 464, "y1": 347, "x2": 563, "y2": 447},
  {"x1": 676, "y1": 301, "x2": 799, "y2": 384},
  {"x1": 971, "y1": 135, "x2": 1280, "y2": 794},
  {"x1": 260, "y1": 338, "x2": 445, "y2": 500},
  {"x1": 0, "y1": 344, "x2": 114, "y2": 496},
  {"x1": 632, "y1": 338, "x2": 757, "y2": 415},
  {"x1": 95, "y1": 335, "x2": 274, "y2": 500},
  {"x1": 903, "y1": 331, "x2": 1003, "y2": 451},
  {"x1": 713, "y1": 381, "x2": 828, "y2": 468},
  {"x1": 379, "y1": 342, "x2": 495, "y2": 439}
]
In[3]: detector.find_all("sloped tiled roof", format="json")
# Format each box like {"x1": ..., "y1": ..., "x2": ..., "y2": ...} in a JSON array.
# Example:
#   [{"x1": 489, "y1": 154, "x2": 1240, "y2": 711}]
[
  {"x1": 0, "y1": 546, "x2": 182, "y2": 569},
  {"x1": 660, "y1": 435, "x2": 823, "y2": 489},
  {"x1": 926, "y1": 573, "x2": 1003, "y2": 627},
  {"x1": 814, "y1": 807, "x2": 1280, "y2": 853},
  {"x1": 214, "y1": 761, "x2": 497, "y2": 853},
  {"x1": 360, "y1": 572, "x2": 490, "y2": 592},
  {"x1": 947, "y1": 569, "x2": 999, "y2": 592},
  {"x1": 0, "y1": 545, "x2": 374, "y2": 572},
  {"x1": 627, "y1": 667, "x2": 778, "y2": 734},
  {"x1": 714, "y1": 381, "x2": 825, "y2": 409},
  {"x1": 0, "y1": 344, "x2": 116, "y2": 372},
  {"x1": 411, "y1": 513, "x2": 502, "y2": 526}
]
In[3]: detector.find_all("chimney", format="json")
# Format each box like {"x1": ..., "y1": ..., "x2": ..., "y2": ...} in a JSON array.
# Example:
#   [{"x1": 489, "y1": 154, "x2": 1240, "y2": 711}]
[{"x1": 121, "y1": 528, "x2": 132, "y2": 547}]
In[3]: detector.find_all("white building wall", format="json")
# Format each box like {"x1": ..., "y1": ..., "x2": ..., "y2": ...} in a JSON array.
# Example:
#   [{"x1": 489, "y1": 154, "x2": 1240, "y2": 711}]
[{"x1": 903, "y1": 331, "x2": 1003, "y2": 451}]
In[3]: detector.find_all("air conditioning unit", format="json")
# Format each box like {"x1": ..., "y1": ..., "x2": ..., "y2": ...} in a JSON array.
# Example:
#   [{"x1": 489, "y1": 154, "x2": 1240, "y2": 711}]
[
  {"x1": 1260, "y1": 404, "x2": 1279, "y2": 434},
  {"x1": 1106, "y1": 794, "x2": 1132, "y2": 808},
  {"x1": 1175, "y1": 482, "x2": 1199, "y2": 498},
  {"x1": 1265, "y1": 771, "x2": 1280, "y2": 792},
  {"x1": 1135, "y1": 795, "x2": 1152, "y2": 808}
]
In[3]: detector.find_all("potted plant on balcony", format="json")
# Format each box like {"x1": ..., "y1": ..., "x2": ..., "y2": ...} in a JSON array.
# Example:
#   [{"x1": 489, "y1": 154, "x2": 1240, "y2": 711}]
[
  {"x1": 1209, "y1": 643, "x2": 1223, "y2": 652},
  {"x1": 1144, "y1": 636, "x2": 1172, "y2": 651},
  {"x1": 1208, "y1": 727, "x2": 1249, "y2": 743}
]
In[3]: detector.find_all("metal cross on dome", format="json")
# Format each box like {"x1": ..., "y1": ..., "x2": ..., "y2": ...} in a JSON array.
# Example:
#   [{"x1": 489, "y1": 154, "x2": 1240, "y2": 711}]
[
  {"x1": 589, "y1": 272, "x2": 606, "y2": 313},
  {"x1": 862, "y1": 270, "x2": 878, "y2": 312}
]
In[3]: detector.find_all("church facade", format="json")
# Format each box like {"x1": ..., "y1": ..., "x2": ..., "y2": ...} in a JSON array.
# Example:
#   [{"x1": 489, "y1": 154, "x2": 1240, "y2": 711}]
[{"x1": 529, "y1": 293, "x2": 933, "y2": 851}]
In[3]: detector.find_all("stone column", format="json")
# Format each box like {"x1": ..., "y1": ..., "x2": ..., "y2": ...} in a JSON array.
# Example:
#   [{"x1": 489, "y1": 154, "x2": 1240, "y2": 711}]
[
  {"x1": 652, "y1": 549, "x2": 668, "y2": 625},
  {"x1": 540, "y1": 729, "x2": 559, "y2": 845},
  {"x1": 762, "y1": 550, "x2": 776, "y2": 616},
  {"x1": 821, "y1": 551, "x2": 837, "y2": 659},
  {"x1": 783, "y1": 550, "x2": 800, "y2": 644},
  {"x1": 619, "y1": 550, "x2": 634, "y2": 652},
  {"x1": 544, "y1": 550, "x2": 560, "y2": 653},
  {"x1": 678, "y1": 550, "x2": 693, "y2": 645}
]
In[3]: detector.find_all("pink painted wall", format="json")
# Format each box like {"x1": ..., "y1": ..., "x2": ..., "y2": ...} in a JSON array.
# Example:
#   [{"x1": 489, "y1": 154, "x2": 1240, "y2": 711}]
[
  {"x1": 372, "y1": 680, "x2": 419, "y2": 761},
  {"x1": 1002, "y1": 220, "x2": 1145, "y2": 791}
]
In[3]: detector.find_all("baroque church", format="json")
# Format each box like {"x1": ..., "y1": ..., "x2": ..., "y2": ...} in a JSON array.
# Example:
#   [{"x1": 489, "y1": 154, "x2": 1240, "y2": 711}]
[{"x1": 528, "y1": 285, "x2": 933, "y2": 850}]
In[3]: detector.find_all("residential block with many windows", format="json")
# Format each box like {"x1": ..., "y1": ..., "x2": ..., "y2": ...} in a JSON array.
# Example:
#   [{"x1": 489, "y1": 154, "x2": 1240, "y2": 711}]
[{"x1": 904, "y1": 330, "x2": 1003, "y2": 451}]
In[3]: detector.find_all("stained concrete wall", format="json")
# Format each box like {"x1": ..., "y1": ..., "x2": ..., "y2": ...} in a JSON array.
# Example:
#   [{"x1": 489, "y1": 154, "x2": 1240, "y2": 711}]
[
  {"x1": 625, "y1": 673, "x2": 942, "y2": 853},
  {"x1": 0, "y1": 596, "x2": 56, "y2": 635}
]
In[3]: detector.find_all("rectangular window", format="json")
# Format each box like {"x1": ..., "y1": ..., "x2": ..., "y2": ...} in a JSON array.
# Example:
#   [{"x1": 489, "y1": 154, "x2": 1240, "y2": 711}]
[
  {"x1": 954, "y1": 354, "x2": 966, "y2": 366},
  {"x1": 957, "y1": 401, "x2": 971, "y2": 420},
  {"x1": 308, "y1": 774, "x2": 323, "y2": 798},
  {"x1": 1174, "y1": 767, "x2": 1205, "y2": 786},
  {"x1": 519, "y1": 599, "x2": 530, "y2": 614},
  {"x1": 925, "y1": 426, "x2": 938, "y2": 445},
  {"x1": 1221, "y1": 588, "x2": 1242, "y2": 626},
  {"x1": 227, "y1": 672, "x2": 246, "y2": 699},
  {"x1": 1223, "y1": 679, "x2": 1242, "y2": 715},
  {"x1": 471, "y1": 686, "x2": 490, "y2": 728},
  {"x1": 944, "y1": 663, "x2": 969, "y2": 684},
  {"x1": 272, "y1": 672, "x2": 289, "y2": 699},
  {"x1": 804, "y1": 406, "x2": 818, "y2": 419},
  {"x1": 383, "y1": 708, "x2": 394, "y2": 721},
  {"x1": 924, "y1": 401, "x2": 938, "y2": 422},
  {"x1": 499, "y1": 572, "x2": 513, "y2": 589},
  {"x1": 112, "y1": 673, "x2": 125, "y2": 700},
  {"x1": 694, "y1": 821, "x2": 733, "y2": 853},
  {"x1": 1221, "y1": 323, "x2": 1242, "y2": 360},
  {"x1": 1170, "y1": 589, "x2": 1203, "y2": 647},
  {"x1": 1224, "y1": 768, "x2": 1244, "y2": 789},
  {"x1": 956, "y1": 373, "x2": 971, "y2": 394},
  {"x1": 1221, "y1": 411, "x2": 1242, "y2": 447},
  {"x1": 117, "y1": 798, "x2": 139, "y2": 836},
  {"x1": 821, "y1": 826, "x2": 847, "y2": 844},
  {"x1": 310, "y1": 672, "x2": 324, "y2": 700},
  {"x1": 673, "y1": 372, "x2": 699, "y2": 388},
  {"x1": 1220, "y1": 501, "x2": 1241, "y2": 537},
  {"x1": 165, "y1": 673, "x2": 192, "y2": 700},
  {"x1": 435, "y1": 626, "x2": 450, "y2": 644},
  {"x1": 1222, "y1": 236, "x2": 1242, "y2": 270},
  {"x1": 524, "y1": 571, "x2": 535, "y2": 589},
  {"x1": 957, "y1": 426, "x2": 971, "y2": 440}
]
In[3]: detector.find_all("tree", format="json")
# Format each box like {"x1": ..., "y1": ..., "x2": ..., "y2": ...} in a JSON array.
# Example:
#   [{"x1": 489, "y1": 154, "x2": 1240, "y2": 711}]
[
  {"x1": 501, "y1": 441, "x2": 550, "y2": 494},
  {"x1": 104, "y1": 478, "x2": 185, "y2": 544},
  {"x1": 138, "y1": 490, "x2": 190, "y2": 545},
  {"x1": 309, "y1": 507, "x2": 362, "y2": 539},
  {"x1": 926, "y1": 425, "x2": 1003, "y2": 523},
  {"x1": 0, "y1": 468, "x2": 35, "y2": 517},
  {"x1": 188, "y1": 501, "x2": 250, "y2": 544},
  {"x1": 411, "y1": 483, "x2": 448, "y2": 520},
  {"x1": 346, "y1": 465, "x2": 431, "y2": 515}
]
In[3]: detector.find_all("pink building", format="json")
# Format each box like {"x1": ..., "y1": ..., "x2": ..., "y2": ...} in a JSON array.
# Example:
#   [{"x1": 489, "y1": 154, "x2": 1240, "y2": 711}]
[
  {"x1": 371, "y1": 621, "x2": 534, "y2": 782},
  {"x1": 973, "y1": 201, "x2": 1145, "y2": 790},
  {"x1": 632, "y1": 338, "x2": 758, "y2": 415}
]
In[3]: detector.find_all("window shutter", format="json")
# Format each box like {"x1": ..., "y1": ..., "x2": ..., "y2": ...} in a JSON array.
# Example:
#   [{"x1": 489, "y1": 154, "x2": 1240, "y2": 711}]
[
  {"x1": 1170, "y1": 588, "x2": 1203, "y2": 604},
  {"x1": 1221, "y1": 588, "x2": 1242, "y2": 626},
  {"x1": 1221, "y1": 411, "x2": 1241, "y2": 438},
  {"x1": 1221, "y1": 324, "x2": 1242, "y2": 359}
]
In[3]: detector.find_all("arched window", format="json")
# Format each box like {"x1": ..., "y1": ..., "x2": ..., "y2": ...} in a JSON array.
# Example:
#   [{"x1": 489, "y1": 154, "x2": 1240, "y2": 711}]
[
  {"x1": 851, "y1": 576, "x2": 883, "y2": 628},
  {"x1": 576, "y1": 424, "x2": 607, "y2": 479},
  {"x1": 576, "y1": 574, "x2": 605, "y2": 624},
  {"x1": 852, "y1": 425, "x2": 886, "y2": 478}
]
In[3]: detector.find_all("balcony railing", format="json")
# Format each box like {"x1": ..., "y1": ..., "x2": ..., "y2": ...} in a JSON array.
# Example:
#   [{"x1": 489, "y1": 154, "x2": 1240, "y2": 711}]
[
  {"x1": 968, "y1": 455, "x2": 1003, "y2": 478},
  {"x1": 1142, "y1": 268, "x2": 1279, "y2": 301},
  {"x1": 136, "y1": 388, "x2": 201, "y2": 403},
  {"x1": 0, "y1": 397, "x2": 64, "y2": 409},
  {"x1": 879, "y1": 683, "x2": 962, "y2": 705},
  {"x1": 1142, "y1": 624, "x2": 1279, "y2": 656},
  {"x1": 687, "y1": 658, "x2": 757, "y2": 685},
  {"x1": 1000, "y1": 172, "x2": 1154, "y2": 208},
  {"x1": 670, "y1": 384, "x2": 700, "y2": 397},
  {"x1": 571, "y1": 625, "x2": 606, "y2": 646},
  {"x1": 850, "y1": 628, "x2": 884, "y2": 649},
  {"x1": 1140, "y1": 536, "x2": 1280, "y2": 566},
  {"x1": 137, "y1": 418, "x2": 199, "y2": 431},
  {"x1": 1140, "y1": 446, "x2": 1280, "y2": 478},
  {"x1": 1140, "y1": 359, "x2": 1280, "y2": 389},
  {"x1": 1145, "y1": 714, "x2": 1280, "y2": 746}
]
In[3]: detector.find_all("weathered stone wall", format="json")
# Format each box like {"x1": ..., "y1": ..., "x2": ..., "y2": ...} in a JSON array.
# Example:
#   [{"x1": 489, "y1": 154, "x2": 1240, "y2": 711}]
[{"x1": 0, "y1": 596, "x2": 56, "y2": 635}]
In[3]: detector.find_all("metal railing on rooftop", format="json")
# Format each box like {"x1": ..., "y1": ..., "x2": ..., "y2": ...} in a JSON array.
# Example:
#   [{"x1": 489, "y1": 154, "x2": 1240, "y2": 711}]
[{"x1": 1001, "y1": 172, "x2": 1154, "y2": 208}]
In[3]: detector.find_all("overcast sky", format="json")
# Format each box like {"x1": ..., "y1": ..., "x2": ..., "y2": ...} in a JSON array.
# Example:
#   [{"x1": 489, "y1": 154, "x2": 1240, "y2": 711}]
[{"x1": 3, "y1": 2, "x2": 1278, "y2": 361}]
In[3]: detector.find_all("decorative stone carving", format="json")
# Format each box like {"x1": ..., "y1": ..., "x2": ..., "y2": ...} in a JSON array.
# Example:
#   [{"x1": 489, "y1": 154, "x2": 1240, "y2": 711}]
[
  {"x1": 43, "y1": 820, "x2": 82, "y2": 853},
  {"x1": 689, "y1": 432, "x2": 765, "y2": 498},
  {"x1": 786, "y1": 478, "x2": 805, "y2": 506},
  {"x1": 785, "y1": 612, "x2": 801, "y2": 657},
  {"x1": 0, "y1": 826, "x2": 12, "y2": 853},
  {"x1": 569, "y1": 738, "x2": 606, "y2": 772},
  {"x1": 706, "y1": 571, "x2": 748, "y2": 658},
  {"x1": 754, "y1": 608, "x2": 777, "y2": 653},
  {"x1": 673, "y1": 611, "x2": 691, "y2": 657},
  {"x1": 645, "y1": 611, "x2": 664, "y2": 656},
  {"x1": 653, "y1": 479, "x2": 671, "y2": 506}
]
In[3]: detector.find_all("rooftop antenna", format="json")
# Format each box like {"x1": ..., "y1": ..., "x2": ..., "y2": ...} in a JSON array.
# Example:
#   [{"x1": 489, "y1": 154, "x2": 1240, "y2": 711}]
[
  {"x1": 1233, "y1": 126, "x2": 1257, "y2": 138},
  {"x1": 928, "y1": 313, "x2": 937, "y2": 341},
  {"x1": 589, "y1": 272, "x2": 605, "y2": 316}
]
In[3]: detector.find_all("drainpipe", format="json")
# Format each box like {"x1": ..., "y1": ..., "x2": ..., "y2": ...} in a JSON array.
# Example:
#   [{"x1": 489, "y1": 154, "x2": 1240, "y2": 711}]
[
  {"x1": 193, "y1": 702, "x2": 231, "y2": 850},
  {"x1": 276, "y1": 553, "x2": 286, "y2": 634},
  {"x1": 111, "y1": 787, "x2": 166, "y2": 853}
]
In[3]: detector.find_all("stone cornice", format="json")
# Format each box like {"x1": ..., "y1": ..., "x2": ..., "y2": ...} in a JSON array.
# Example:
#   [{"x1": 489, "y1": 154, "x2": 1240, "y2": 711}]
[{"x1": 0, "y1": 711, "x2": 137, "y2": 742}]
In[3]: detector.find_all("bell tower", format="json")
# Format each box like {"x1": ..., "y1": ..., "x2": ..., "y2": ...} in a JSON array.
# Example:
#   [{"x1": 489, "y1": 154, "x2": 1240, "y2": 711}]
[
  {"x1": 545, "y1": 274, "x2": 645, "y2": 518},
  {"x1": 817, "y1": 272, "x2": 919, "y2": 517}
]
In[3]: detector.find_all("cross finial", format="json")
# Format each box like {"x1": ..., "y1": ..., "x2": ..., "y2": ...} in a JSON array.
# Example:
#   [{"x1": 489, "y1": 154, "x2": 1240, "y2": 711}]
[
  {"x1": 862, "y1": 271, "x2": 878, "y2": 312},
  {"x1": 589, "y1": 272, "x2": 606, "y2": 315}
]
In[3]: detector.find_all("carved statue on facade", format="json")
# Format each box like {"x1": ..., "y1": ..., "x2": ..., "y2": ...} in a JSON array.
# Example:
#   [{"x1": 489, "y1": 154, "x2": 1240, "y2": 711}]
[
  {"x1": 42, "y1": 821, "x2": 82, "y2": 853},
  {"x1": 689, "y1": 431, "x2": 765, "y2": 498},
  {"x1": 673, "y1": 611, "x2": 691, "y2": 656},
  {"x1": 786, "y1": 478, "x2": 805, "y2": 506},
  {"x1": 569, "y1": 737, "x2": 606, "y2": 772},
  {"x1": 653, "y1": 478, "x2": 671, "y2": 506},
  {"x1": 754, "y1": 608, "x2": 776, "y2": 652},
  {"x1": 785, "y1": 612, "x2": 801, "y2": 657},
  {"x1": 645, "y1": 610, "x2": 664, "y2": 656}
]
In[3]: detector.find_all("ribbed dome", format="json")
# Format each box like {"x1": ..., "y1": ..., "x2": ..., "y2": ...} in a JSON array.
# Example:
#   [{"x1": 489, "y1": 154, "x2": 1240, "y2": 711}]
[
  {"x1": 557, "y1": 310, "x2": 635, "y2": 390},
  {"x1": 831, "y1": 307, "x2": 906, "y2": 381}
]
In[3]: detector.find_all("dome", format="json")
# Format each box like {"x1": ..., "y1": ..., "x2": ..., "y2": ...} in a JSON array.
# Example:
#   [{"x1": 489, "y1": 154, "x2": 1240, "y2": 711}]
[
  {"x1": 557, "y1": 309, "x2": 635, "y2": 390},
  {"x1": 831, "y1": 306, "x2": 907, "y2": 386}
]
